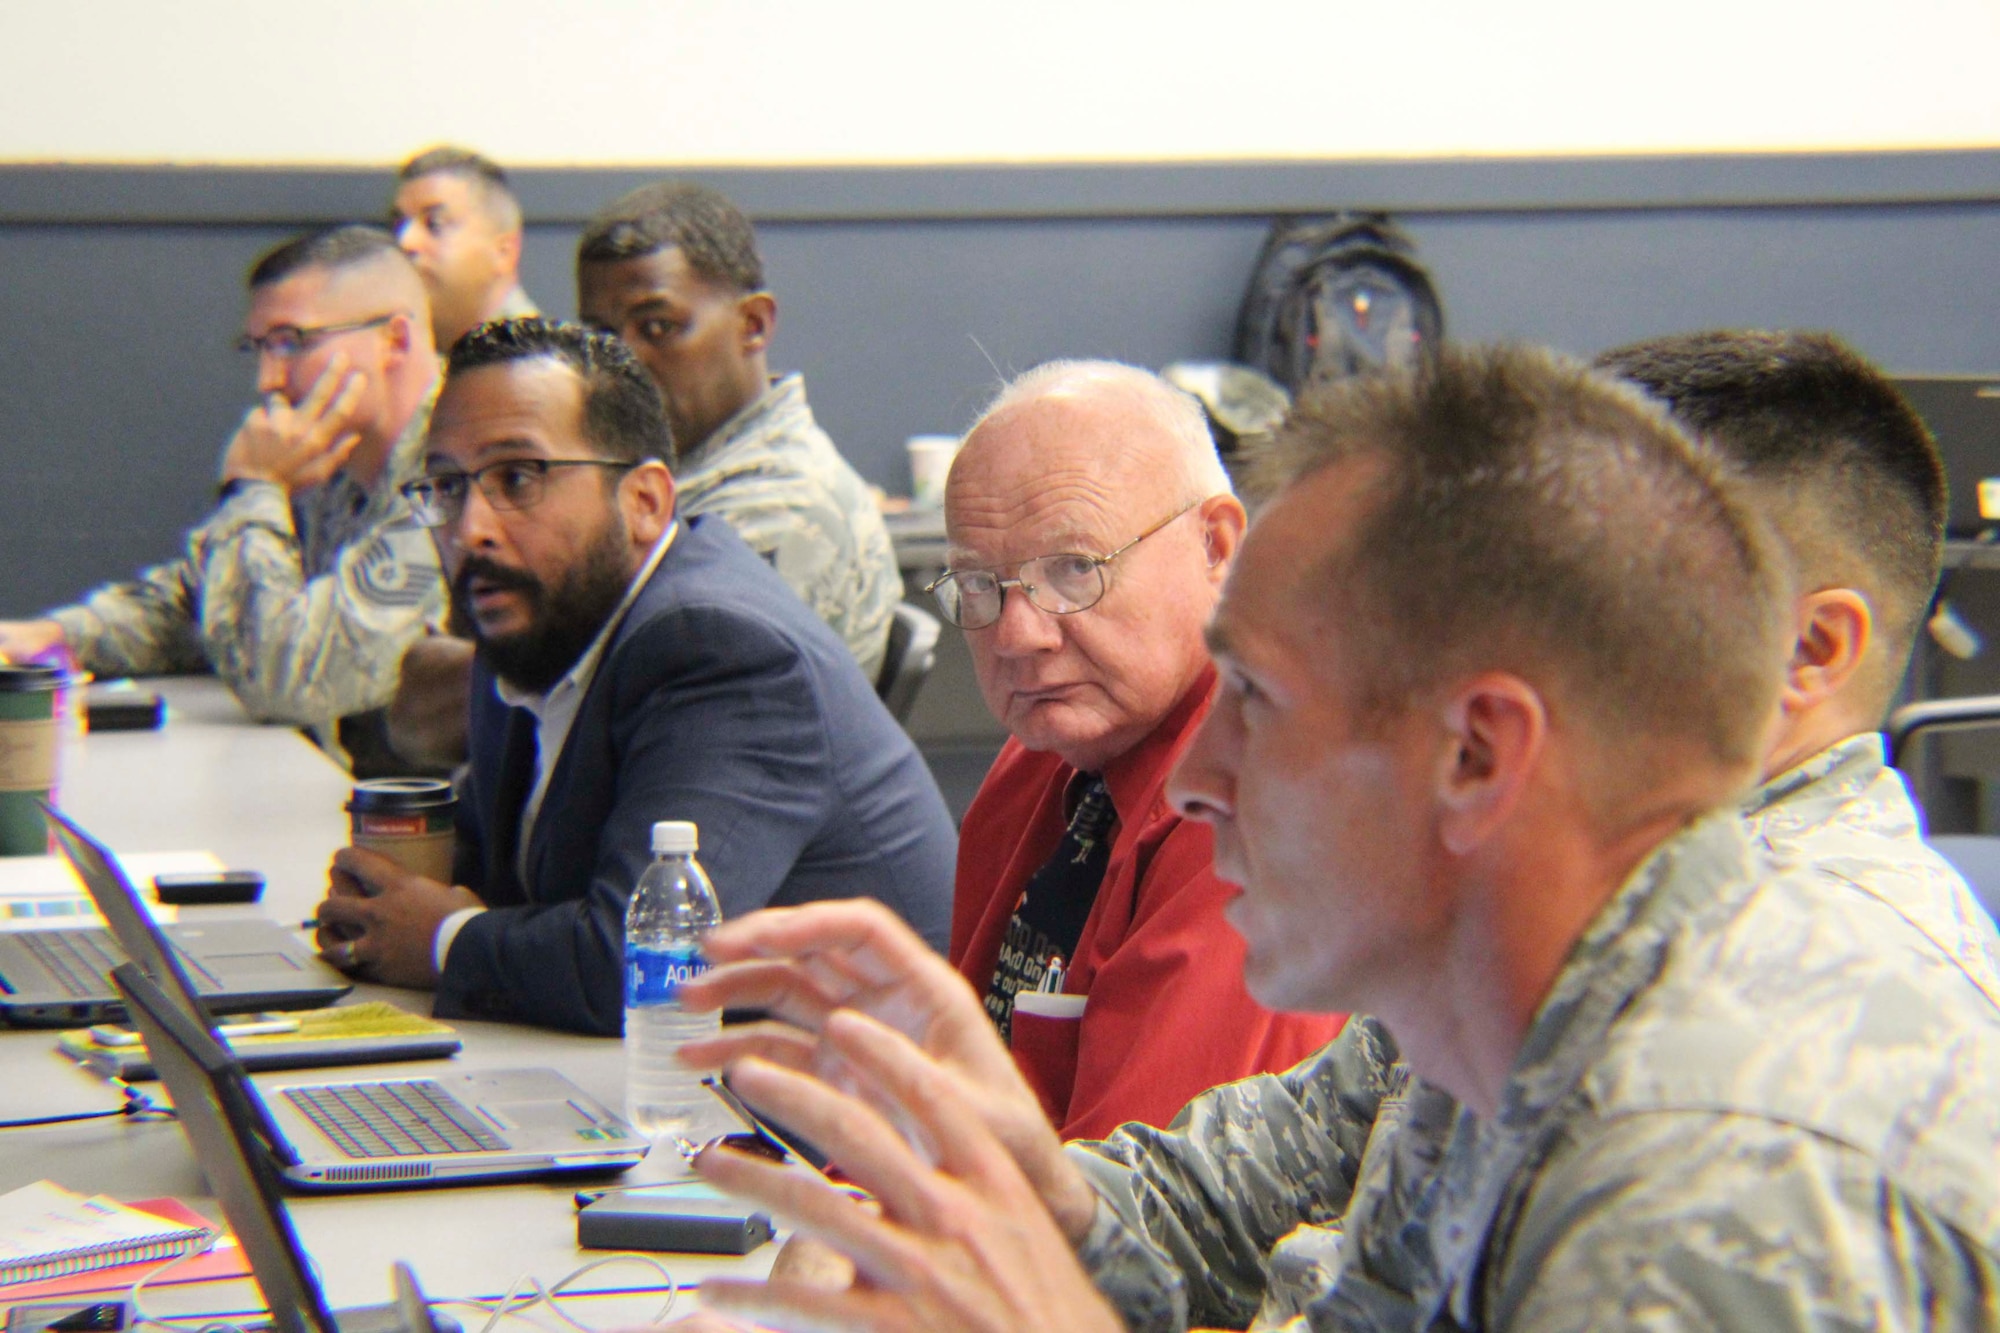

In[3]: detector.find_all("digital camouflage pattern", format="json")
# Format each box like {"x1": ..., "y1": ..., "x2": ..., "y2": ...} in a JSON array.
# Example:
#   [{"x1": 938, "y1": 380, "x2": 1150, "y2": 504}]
[
  {"x1": 1071, "y1": 737, "x2": 2000, "y2": 1331},
  {"x1": 671, "y1": 374, "x2": 899, "y2": 682},
  {"x1": 49, "y1": 399, "x2": 444, "y2": 744}
]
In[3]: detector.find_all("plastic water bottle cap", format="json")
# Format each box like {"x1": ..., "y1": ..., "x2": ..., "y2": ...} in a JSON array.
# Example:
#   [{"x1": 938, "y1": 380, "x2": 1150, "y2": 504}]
[{"x1": 651, "y1": 820, "x2": 699, "y2": 854}]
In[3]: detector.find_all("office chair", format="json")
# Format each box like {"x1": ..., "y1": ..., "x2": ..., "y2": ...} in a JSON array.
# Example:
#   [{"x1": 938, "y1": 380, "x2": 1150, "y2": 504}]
[
  {"x1": 877, "y1": 602, "x2": 942, "y2": 725},
  {"x1": 1886, "y1": 693, "x2": 2000, "y2": 922}
]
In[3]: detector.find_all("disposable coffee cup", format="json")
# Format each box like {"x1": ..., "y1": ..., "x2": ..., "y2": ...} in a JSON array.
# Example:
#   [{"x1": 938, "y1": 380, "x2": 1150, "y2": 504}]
[
  {"x1": 907, "y1": 434, "x2": 961, "y2": 510},
  {"x1": 0, "y1": 664, "x2": 62, "y2": 856},
  {"x1": 347, "y1": 778, "x2": 457, "y2": 882}
]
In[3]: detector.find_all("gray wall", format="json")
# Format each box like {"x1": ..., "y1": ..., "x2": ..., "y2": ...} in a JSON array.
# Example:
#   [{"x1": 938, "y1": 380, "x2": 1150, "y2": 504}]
[{"x1": 6, "y1": 153, "x2": 2000, "y2": 621}]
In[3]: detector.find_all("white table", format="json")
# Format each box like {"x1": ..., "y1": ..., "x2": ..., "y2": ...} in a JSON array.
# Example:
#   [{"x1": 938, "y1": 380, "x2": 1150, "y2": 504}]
[{"x1": 0, "y1": 678, "x2": 765, "y2": 1323}]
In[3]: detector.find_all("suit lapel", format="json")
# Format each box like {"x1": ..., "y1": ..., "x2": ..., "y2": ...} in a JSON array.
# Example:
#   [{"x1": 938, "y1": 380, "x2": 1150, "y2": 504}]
[{"x1": 487, "y1": 707, "x2": 537, "y2": 907}]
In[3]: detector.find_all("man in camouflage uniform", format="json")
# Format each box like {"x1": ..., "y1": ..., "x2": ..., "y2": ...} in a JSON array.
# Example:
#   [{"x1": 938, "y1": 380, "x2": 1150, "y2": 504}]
[
  {"x1": 0, "y1": 227, "x2": 443, "y2": 751},
  {"x1": 390, "y1": 146, "x2": 540, "y2": 352},
  {"x1": 577, "y1": 181, "x2": 898, "y2": 681},
  {"x1": 655, "y1": 343, "x2": 2000, "y2": 1332}
]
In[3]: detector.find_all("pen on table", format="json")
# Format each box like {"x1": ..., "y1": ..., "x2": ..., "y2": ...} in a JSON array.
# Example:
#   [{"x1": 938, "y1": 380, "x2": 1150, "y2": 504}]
[{"x1": 298, "y1": 917, "x2": 320, "y2": 930}]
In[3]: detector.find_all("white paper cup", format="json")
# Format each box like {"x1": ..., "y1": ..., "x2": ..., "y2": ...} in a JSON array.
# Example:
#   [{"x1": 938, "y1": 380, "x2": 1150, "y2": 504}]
[{"x1": 907, "y1": 435, "x2": 961, "y2": 509}]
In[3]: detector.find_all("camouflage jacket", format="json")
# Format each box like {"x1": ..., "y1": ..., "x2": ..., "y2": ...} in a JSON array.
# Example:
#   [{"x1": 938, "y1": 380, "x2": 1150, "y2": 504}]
[
  {"x1": 1071, "y1": 738, "x2": 2000, "y2": 1331},
  {"x1": 672, "y1": 374, "x2": 899, "y2": 682},
  {"x1": 49, "y1": 398, "x2": 444, "y2": 734}
]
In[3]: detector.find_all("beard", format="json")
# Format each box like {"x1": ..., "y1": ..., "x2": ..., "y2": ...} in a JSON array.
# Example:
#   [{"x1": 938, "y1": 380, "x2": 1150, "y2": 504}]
[{"x1": 454, "y1": 520, "x2": 635, "y2": 695}]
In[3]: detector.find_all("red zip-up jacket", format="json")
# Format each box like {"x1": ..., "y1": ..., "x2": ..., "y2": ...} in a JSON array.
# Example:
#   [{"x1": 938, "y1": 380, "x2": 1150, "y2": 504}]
[{"x1": 950, "y1": 668, "x2": 1344, "y2": 1141}]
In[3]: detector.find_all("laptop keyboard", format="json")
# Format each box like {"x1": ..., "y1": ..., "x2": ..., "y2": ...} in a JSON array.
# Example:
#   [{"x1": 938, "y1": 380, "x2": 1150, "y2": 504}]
[
  {"x1": 18, "y1": 929, "x2": 125, "y2": 997},
  {"x1": 283, "y1": 1080, "x2": 509, "y2": 1158}
]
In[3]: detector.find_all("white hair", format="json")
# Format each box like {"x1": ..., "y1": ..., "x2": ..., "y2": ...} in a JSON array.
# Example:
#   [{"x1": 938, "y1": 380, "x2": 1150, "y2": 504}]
[{"x1": 967, "y1": 359, "x2": 1233, "y2": 499}]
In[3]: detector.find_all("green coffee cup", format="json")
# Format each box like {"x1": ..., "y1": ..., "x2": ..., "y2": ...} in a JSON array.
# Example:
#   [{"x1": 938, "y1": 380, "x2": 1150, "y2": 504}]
[{"x1": 0, "y1": 664, "x2": 62, "y2": 856}]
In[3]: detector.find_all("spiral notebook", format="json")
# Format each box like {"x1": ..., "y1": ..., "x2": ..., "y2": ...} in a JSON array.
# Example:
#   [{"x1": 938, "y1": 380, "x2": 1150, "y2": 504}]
[{"x1": 0, "y1": 1180, "x2": 214, "y2": 1286}]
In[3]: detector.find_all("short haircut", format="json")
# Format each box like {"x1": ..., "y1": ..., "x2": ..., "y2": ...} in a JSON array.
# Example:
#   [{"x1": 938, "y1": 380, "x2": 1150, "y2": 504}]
[
  {"x1": 575, "y1": 182, "x2": 764, "y2": 293},
  {"x1": 247, "y1": 224, "x2": 406, "y2": 290},
  {"x1": 1594, "y1": 330, "x2": 1945, "y2": 702},
  {"x1": 972, "y1": 359, "x2": 1233, "y2": 500},
  {"x1": 397, "y1": 145, "x2": 523, "y2": 230},
  {"x1": 446, "y1": 317, "x2": 675, "y2": 465},
  {"x1": 1260, "y1": 343, "x2": 1790, "y2": 778}
]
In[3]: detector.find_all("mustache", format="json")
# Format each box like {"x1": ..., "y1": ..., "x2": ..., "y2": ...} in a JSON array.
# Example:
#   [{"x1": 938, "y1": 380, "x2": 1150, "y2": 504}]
[{"x1": 452, "y1": 555, "x2": 541, "y2": 602}]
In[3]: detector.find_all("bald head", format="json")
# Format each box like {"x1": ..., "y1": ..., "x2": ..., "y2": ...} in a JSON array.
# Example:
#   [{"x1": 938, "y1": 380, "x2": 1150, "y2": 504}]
[
  {"x1": 962, "y1": 360, "x2": 1231, "y2": 504},
  {"x1": 941, "y1": 359, "x2": 1244, "y2": 770}
]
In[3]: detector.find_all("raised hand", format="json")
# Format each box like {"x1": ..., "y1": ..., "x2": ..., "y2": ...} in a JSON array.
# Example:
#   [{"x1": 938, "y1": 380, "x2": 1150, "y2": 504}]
[
  {"x1": 695, "y1": 1011, "x2": 1124, "y2": 1333},
  {"x1": 222, "y1": 352, "x2": 368, "y2": 494}
]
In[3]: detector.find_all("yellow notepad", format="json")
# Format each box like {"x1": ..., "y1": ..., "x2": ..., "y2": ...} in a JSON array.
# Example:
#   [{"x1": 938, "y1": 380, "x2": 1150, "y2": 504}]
[
  {"x1": 57, "y1": 1001, "x2": 462, "y2": 1080},
  {"x1": 0, "y1": 1180, "x2": 213, "y2": 1286}
]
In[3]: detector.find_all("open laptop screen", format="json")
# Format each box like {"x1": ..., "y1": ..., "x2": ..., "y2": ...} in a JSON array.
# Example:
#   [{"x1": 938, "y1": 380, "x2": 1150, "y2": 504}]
[
  {"x1": 42, "y1": 802, "x2": 219, "y2": 1027},
  {"x1": 110, "y1": 962, "x2": 337, "y2": 1333}
]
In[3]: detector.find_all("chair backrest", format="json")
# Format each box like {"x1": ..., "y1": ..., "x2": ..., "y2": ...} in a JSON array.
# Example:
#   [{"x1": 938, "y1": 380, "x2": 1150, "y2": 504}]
[{"x1": 877, "y1": 602, "x2": 942, "y2": 724}]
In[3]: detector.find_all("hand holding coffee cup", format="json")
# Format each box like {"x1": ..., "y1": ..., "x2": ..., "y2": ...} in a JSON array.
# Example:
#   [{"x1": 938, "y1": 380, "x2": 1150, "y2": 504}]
[{"x1": 316, "y1": 846, "x2": 483, "y2": 988}]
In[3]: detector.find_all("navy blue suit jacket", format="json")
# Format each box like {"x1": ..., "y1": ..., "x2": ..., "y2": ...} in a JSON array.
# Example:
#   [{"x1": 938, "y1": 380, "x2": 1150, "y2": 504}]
[{"x1": 439, "y1": 514, "x2": 957, "y2": 1034}]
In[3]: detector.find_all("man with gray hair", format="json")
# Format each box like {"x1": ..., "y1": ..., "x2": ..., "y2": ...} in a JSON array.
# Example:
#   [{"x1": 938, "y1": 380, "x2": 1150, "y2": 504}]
[
  {"x1": 391, "y1": 146, "x2": 539, "y2": 352},
  {"x1": 929, "y1": 359, "x2": 1339, "y2": 1140},
  {"x1": 0, "y1": 226, "x2": 443, "y2": 751},
  {"x1": 668, "y1": 344, "x2": 2000, "y2": 1331}
]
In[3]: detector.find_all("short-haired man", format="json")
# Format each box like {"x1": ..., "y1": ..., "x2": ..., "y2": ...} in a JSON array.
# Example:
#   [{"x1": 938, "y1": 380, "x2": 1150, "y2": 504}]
[
  {"x1": 312, "y1": 319, "x2": 955, "y2": 1035},
  {"x1": 1597, "y1": 330, "x2": 1997, "y2": 976},
  {"x1": 577, "y1": 182, "x2": 900, "y2": 680},
  {"x1": 0, "y1": 226, "x2": 443, "y2": 748},
  {"x1": 392, "y1": 146, "x2": 539, "y2": 352},
  {"x1": 932, "y1": 360, "x2": 1339, "y2": 1139},
  {"x1": 669, "y1": 345, "x2": 2000, "y2": 1331}
]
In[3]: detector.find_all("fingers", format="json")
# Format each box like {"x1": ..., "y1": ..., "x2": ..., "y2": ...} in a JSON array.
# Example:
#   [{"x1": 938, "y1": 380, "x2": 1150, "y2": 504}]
[
  {"x1": 696, "y1": 1137, "x2": 932, "y2": 1292},
  {"x1": 817, "y1": 1011, "x2": 1016, "y2": 1187},
  {"x1": 703, "y1": 902, "x2": 935, "y2": 983},
  {"x1": 699, "y1": 1276, "x2": 911, "y2": 1333},
  {"x1": 298, "y1": 351, "x2": 356, "y2": 422},
  {"x1": 711, "y1": 1059, "x2": 931, "y2": 1224},
  {"x1": 676, "y1": 1021, "x2": 822, "y2": 1074},
  {"x1": 678, "y1": 958, "x2": 841, "y2": 1027}
]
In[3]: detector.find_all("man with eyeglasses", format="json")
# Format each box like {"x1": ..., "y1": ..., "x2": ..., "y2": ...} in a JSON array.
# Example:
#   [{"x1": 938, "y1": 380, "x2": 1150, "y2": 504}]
[
  {"x1": 309, "y1": 318, "x2": 954, "y2": 1034},
  {"x1": 923, "y1": 360, "x2": 1339, "y2": 1141},
  {"x1": 0, "y1": 226, "x2": 444, "y2": 755}
]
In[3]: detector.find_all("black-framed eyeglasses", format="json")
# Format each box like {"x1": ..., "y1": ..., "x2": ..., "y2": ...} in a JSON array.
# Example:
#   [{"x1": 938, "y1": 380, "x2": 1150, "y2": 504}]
[
  {"x1": 924, "y1": 499, "x2": 1204, "y2": 630},
  {"x1": 399, "y1": 458, "x2": 638, "y2": 528},
  {"x1": 234, "y1": 313, "x2": 396, "y2": 359}
]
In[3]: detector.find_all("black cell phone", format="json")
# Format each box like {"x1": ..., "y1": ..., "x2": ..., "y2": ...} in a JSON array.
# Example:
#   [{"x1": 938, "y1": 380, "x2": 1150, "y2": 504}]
[
  {"x1": 7, "y1": 1303, "x2": 130, "y2": 1333},
  {"x1": 83, "y1": 685, "x2": 165, "y2": 732},
  {"x1": 152, "y1": 870, "x2": 266, "y2": 904}
]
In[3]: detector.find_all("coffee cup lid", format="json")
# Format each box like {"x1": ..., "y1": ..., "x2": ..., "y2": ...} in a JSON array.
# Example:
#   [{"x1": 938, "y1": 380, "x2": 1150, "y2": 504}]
[
  {"x1": 348, "y1": 777, "x2": 455, "y2": 813},
  {"x1": 0, "y1": 663, "x2": 63, "y2": 692}
]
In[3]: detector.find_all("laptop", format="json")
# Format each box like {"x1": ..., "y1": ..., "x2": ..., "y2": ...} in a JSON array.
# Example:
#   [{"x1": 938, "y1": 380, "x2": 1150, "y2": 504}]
[
  {"x1": 44, "y1": 804, "x2": 462, "y2": 1076},
  {"x1": 108, "y1": 964, "x2": 459, "y2": 1333},
  {"x1": 1891, "y1": 374, "x2": 2000, "y2": 537},
  {"x1": 112, "y1": 961, "x2": 646, "y2": 1191},
  {"x1": 0, "y1": 804, "x2": 351, "y2": 1028}
]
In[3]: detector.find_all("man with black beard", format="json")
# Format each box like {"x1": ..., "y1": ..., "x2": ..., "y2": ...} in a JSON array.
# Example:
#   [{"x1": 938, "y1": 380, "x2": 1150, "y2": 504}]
[{"x1": 310, "y1": 319, "x2": 957, "y2": 1035}]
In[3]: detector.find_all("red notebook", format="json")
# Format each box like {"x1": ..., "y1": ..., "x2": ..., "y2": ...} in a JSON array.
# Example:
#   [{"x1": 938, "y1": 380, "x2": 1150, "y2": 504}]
[{"x1": 0, "y1": 1198, "x2": 248, "y2": 1301}]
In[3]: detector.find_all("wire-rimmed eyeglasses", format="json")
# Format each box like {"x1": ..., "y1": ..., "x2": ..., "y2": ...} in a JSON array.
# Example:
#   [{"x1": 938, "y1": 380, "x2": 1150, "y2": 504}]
[
  {"x1": 399, "y1": 458, "x2": 638, "y2": 528},
  {"x1": 924, "y1": 499, "x2": 1204, "y2": 630},
  {"x1": 235, "y1": 313, "x2": 396, "y2": 359}
]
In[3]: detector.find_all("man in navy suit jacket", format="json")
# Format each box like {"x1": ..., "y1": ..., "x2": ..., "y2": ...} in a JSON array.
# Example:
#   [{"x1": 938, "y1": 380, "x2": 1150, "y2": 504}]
[{"x1": 311, "y1": 318, "x2": 955, "y2": 1034}]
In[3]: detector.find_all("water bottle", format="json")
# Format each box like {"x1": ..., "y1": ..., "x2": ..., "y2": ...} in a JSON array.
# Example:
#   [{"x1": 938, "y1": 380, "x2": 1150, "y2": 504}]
[{"x1": 624, "y1": 820, "x2": 722, "y2": 1141}]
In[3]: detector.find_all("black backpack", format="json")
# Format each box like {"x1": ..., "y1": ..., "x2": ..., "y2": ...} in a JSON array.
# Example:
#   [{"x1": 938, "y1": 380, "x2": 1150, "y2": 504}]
[{"x1": 1234, "y1": 213, "x2": 1445, "y2": 393}]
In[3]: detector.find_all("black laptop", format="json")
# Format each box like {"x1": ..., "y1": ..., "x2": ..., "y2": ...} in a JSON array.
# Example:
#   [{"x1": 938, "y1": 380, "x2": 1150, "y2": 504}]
[{"x1": 110, "y1": 961, "x2": 459, "y2": 1333}]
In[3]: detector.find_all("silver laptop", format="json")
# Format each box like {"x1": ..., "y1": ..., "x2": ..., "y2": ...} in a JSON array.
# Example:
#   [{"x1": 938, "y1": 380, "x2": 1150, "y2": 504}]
[
  {"x1": 0, "y1": 806, "x2": 351, "y2": 1027},
  {"x1": 45, "y1": 803, "x2": 461, "y2": 1076},
  {"x1": 111, "y1": 961, "x2": 461, "y2": 1333},
  {"x1": 112, "y1": 959, "x2": 646, "y2": 1191}
]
